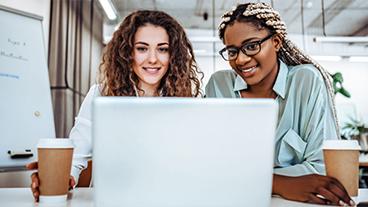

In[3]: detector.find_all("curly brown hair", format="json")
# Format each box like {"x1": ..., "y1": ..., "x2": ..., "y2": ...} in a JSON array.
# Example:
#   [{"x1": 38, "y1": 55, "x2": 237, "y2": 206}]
[{"x1": 98, "y1": 10, "x2": 203, "y2": 97}]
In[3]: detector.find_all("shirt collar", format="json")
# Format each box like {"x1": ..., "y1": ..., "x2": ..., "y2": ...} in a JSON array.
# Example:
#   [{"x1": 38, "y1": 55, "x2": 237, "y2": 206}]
[
  {"x1": 232, "y1": 60, "x2": 288, "y2": 99},
  {"x1": 273, "y1": 60, "x2": 288, "y2": 99},
  {"x1": 233, "y1": 74, "x2": 247, "y2": 92}
]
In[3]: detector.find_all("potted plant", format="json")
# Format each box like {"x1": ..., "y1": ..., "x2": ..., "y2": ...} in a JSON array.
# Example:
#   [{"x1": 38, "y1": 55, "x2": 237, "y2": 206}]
[{"x1": 342, "y1": 118, "x2": 368, "y2": 151}]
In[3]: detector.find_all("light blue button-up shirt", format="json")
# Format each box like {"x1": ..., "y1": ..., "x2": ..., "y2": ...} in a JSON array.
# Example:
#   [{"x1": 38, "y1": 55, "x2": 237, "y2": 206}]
[{"x1": 205, "y1": 60, "x2": 338, "y2": 176}]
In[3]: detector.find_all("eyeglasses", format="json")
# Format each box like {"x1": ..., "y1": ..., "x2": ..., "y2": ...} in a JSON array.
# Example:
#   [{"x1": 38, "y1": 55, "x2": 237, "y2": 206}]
[{"x1": 219, "y1": 33, "x2": 274, "y2": 61}]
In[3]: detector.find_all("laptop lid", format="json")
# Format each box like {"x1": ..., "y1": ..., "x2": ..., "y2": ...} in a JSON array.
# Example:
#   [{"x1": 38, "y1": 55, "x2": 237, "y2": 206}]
[{"x1": 92, "y1": 97, "x2": 278, "y2": 207}]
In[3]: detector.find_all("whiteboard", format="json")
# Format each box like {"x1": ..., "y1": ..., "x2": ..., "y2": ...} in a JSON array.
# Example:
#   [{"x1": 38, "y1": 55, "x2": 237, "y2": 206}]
[{"x1": 0, "y1": 5, "x2": 55, "y2": 171}]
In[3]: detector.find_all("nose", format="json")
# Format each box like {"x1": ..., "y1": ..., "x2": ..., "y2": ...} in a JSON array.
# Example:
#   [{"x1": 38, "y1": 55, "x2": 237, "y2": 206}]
[
  {"x1": 148, "y1": 49, "x2": 158, "y2": 64},
  {"x1": 235, "y1": 51, "x2": 251, "y2": 65}
]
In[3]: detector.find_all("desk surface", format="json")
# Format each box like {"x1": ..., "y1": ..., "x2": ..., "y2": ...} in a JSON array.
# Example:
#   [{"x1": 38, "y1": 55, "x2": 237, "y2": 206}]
[
  {"x1": 360, "y1": 153, "x2": 368, "y2": 167},
  {"x1": 1, "y1": 188, "x2": 368, "y2": 207}
]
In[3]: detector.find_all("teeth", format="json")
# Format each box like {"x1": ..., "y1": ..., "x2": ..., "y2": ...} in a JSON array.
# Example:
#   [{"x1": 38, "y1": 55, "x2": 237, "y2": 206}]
[
  {"x1": 144, "y1": 67, "x2": 160, "y2": 71},
  {"x1": 241, "y1": 66, "x2": 256, "y2": 72}
]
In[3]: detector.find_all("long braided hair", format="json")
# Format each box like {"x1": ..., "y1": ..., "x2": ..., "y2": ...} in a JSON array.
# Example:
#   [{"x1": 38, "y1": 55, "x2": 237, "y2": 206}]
[{"x1": 218, "y1": 3, "x2": 340, "y2": 136}]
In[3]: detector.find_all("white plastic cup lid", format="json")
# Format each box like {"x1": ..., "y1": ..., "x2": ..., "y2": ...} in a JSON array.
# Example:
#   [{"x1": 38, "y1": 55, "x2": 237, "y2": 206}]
[
  {"x1": 37, "y1": 138, "x2": 74, "y2": 149},
  {"x1": 322, "y1": 140, "x2": 361, "y2": 150}
]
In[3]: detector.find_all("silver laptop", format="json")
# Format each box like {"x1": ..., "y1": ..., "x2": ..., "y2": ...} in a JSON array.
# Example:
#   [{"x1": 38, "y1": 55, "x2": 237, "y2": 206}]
[{"x1": 92, "y1": 97, "x2": 278, "y2": 207}]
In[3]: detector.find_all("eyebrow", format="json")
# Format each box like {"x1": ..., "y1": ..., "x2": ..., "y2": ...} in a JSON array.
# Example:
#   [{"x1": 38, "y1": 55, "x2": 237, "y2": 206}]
[
  {"x1": 225, "y1": 37, "x2": 262, "y2": 48},
  {"x1": 242, "y1": 37, "x2": 261, "y2": 45},
  {"x1": 134, "y1": 42, "x2": 169, "y2": 46},
  {"x1": 157, "y1": 43, "x2": 169, "y2": 46}
]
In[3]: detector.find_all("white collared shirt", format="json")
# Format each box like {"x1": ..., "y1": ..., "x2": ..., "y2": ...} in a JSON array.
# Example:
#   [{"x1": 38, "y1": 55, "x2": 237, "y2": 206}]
[{"x1": 69, "y1": 84, "x2": 100, "y2": 184}]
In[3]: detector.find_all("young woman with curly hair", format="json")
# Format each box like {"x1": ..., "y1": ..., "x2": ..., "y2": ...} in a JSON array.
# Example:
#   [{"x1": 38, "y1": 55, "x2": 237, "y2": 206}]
[
  {"x1": 28, "y1": 10, "x2": 203, "y2": 202},
  {"x1": 206, "y1": 2, "x2": 353, "y2": 206},
  {"x1": 99, "y1": 10, "x2": 202, "y2": 97}
]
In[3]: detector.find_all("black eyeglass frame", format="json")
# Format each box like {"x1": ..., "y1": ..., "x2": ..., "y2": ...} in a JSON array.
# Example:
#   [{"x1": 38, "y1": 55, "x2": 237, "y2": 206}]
[{"x1": 219, "y1": 33, "x2": 275, "y2": 61}]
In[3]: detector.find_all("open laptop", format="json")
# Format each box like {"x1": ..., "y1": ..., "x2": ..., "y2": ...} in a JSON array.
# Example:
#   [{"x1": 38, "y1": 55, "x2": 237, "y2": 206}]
[{"x1": 92, "y1": 97, "x2": 278, "y2": 207}]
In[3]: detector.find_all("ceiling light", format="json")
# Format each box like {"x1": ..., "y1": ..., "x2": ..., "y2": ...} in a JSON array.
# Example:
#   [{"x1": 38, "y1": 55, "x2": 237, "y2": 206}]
[
  {"x1": 99, "y1": 0, "x2": 117, "y2": 20},
  {"x1": 349, "y1": 56, "x2": 368, "y2": 62},
  {"x1": 313, "y1": 36, "x2": 368, "y2": 43},
  {"x1": 311, "y1": 55, "x2": 342, "y2": 62}
]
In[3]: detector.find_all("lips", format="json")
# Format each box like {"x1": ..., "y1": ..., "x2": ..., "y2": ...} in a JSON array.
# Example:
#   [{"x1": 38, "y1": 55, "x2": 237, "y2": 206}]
[
  {"x1": 238, "y1": 64, "x2": 258, "y2": 77},
  {"x1": 143, "y1": 67, "x2": 161, "y2": 74}
]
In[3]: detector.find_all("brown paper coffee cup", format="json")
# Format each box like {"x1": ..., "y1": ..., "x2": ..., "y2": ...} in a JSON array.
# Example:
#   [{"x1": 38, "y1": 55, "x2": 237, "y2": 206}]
[
  {"x1": 323, "y1": 140, "x2": 360, "y2": 196},
  {"x1": 37, "y1": 138, "x2": 74, "y2": 203}
]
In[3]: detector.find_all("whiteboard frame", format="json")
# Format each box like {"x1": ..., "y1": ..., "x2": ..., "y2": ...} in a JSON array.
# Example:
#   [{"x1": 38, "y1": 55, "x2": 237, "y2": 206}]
[
  {"x1": 0, "y1": 4, "x2": 43, "y2": 21},
  {"x1": 0, "y1": 4, "x2": 55, "y2": 172}
]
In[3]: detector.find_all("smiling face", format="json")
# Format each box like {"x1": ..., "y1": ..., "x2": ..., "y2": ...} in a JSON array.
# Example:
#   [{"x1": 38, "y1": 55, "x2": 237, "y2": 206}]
[
  {"x1": 223, "y1": 21, "x2": 281, "y2": 88},
  {"x1": 132, "y1": 24, "x2": 170, "y2": 95}
]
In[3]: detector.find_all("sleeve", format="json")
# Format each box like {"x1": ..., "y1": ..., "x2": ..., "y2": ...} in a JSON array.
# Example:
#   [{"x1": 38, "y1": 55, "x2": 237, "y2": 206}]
[
  {"x1": 69, "y1": 84, "x2": 100, "y2": 184},
  {"x1": 274, "y1": 68, "x2": 338, "y2": 176},
  {"x1": 205, "y1": 74, "x2": 218, "y2": 98},
  {"x1": 205, "y1": 70, "x2": 236, "y2": 98}
]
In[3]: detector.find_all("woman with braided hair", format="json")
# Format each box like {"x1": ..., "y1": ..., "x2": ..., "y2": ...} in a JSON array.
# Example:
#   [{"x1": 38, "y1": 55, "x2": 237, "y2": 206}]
[{"x1": 206, "y1": 2, "x2": 354, "y2": 206}]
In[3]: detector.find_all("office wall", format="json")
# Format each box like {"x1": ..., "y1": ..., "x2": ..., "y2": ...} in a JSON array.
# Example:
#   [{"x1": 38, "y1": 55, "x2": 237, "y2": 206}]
[{"x1": 48, "y1": 0, "x2": 104, "y2": 138}]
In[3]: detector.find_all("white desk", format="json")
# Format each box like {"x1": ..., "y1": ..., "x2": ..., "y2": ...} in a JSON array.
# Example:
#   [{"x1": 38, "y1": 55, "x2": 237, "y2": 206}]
[{"x1": 1, "y1": 188, "x2": 368, "y2": 206}]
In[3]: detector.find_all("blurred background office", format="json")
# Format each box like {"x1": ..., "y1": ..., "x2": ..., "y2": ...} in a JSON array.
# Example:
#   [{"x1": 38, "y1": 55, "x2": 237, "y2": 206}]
[{"x1": 0, "y1": 0, "x2": 367, "y2": 187}]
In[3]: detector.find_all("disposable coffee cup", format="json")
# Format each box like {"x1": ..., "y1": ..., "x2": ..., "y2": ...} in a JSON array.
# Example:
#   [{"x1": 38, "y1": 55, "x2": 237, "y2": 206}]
[
  {"x1": 37, "y1": 138, "x2": 74, "y2": 203},
  {"x1": 323, "y1": 140, "x2": 361, "y2": 196}
]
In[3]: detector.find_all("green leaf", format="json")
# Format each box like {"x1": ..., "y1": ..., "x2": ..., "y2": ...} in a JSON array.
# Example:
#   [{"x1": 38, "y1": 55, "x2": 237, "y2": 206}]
[
  {"x1": 332, "y1": 72, "x2": 344, "y2": 82},
  {"x1": 339, "y1": 87, "x2": 351, "y2": 98}
]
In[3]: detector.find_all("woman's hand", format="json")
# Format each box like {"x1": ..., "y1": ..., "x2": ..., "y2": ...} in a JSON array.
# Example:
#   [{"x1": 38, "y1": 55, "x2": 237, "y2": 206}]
[
  {"x1": 26, "y1": 162, "x2": 76, "y2": 202},
  {"x1": 273, "y1": 174, "x2": 355, "y2": 206}
]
